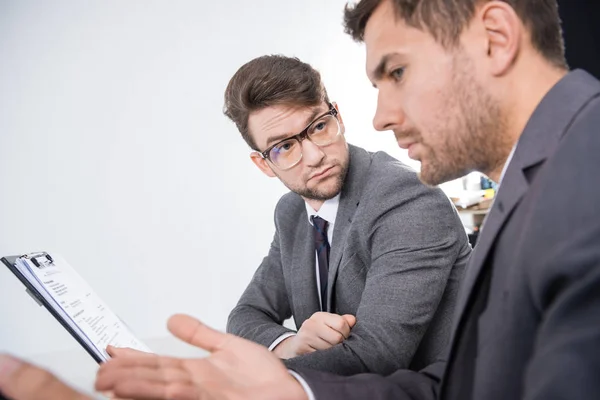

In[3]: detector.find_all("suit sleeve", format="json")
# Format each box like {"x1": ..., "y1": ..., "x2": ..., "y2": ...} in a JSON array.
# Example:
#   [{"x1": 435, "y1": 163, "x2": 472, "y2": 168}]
[
  {"x1": 285, "y1": 168, "x2": 470, "y2": 375},
  {"x1": 292, "y1": 359, "x2": 444, "y2": 400},
  {"x1": 226, "y1": 201, "x2": 296, "y2": 347}
]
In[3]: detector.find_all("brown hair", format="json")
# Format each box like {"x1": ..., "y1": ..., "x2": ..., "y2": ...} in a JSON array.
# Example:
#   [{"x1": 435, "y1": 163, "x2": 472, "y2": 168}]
[
  {"x1": 223, "y1": 55, "x2": 329, "y2": 150},
  {"x1": 344, "y1": 0, "x2": 566, "y2": 69}
]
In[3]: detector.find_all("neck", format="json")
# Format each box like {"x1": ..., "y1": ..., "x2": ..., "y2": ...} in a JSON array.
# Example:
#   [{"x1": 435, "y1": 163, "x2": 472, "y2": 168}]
[
  {"x1": 304, "y1": 198, "x2": 324, "y2": 212},
  {"x1": 485, "y1": 62, "x2": 567, "y2": 183}
]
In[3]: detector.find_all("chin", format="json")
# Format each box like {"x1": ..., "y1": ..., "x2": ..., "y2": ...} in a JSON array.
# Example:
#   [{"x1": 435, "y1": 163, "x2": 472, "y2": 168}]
[
  {"x1": 308, "y1": 181, "x2": 343, "y2": 201},
  {"x1": 419, "y1": 163, "x2": 468, "y2": 186}
]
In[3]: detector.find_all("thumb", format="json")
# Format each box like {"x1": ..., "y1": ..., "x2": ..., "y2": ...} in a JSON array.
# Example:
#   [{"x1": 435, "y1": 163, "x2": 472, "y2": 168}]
[
  {"x1": 342, "y1": 314, "x2": 357, "y2": 328},
  {"x1": 167, "y1": 314, "x2": 229, "y2": 353}
]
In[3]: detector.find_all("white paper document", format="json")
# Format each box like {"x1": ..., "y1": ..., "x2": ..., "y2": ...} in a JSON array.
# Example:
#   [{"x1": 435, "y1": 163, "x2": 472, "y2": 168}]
[{"x1": 13, "y1": 252, "x2": 151, "y2": 362}]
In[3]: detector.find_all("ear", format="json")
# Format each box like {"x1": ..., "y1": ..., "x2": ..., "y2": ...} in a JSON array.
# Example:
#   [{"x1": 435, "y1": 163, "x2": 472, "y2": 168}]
[
  {"x1": 332, "y1": 101, "x2": 346, "y2": 134},
  {"x1": 479, "y1": 1, "x2": 521, "y2": 76},
  {"x1": 250, "y1": 152, "x2": 277, "y2": 178}
]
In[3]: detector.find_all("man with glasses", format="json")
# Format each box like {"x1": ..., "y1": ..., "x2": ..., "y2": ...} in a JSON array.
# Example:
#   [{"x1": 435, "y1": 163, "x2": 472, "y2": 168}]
[{"x1": 222, "y1": 55, "x2": 471, "y2": 376}]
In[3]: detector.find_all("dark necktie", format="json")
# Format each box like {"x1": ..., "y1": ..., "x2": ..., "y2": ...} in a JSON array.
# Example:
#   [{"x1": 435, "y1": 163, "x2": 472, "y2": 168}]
[{"x1": 311, "y1": 215, "x2": 330, "y2": 312}]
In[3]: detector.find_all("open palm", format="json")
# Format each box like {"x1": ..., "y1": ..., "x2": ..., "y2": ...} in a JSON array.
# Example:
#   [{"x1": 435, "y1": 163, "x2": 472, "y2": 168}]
[{"x1": 96, "y1": 314, "x2": 307, "y2": 400}]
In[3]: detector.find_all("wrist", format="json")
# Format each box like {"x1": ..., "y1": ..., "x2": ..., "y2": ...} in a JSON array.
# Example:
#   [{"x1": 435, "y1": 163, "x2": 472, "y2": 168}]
[{"x1": 273, "y1": 336, "x2": 296, "y2": 359}]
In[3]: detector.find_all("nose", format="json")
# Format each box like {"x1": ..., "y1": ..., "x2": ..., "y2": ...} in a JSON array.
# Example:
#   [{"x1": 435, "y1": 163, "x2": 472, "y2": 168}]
[
  {"x1": 301, "y1": 138, "x2": 325, "y2": 167},
  {"x1": 373, "y1": 88, "x2": 404, "y2": 132}
]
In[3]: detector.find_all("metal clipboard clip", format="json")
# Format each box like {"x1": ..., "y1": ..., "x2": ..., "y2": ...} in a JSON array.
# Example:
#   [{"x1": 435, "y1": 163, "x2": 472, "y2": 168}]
[{"x1": 20, "y1": 251, "x2": 55, "y2": 269}]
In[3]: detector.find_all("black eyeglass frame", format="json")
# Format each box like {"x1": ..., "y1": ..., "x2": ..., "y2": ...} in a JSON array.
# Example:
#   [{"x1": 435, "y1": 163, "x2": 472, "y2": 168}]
[{"x1": 258, "y1": 103, "x2": 340, "y2": 168}]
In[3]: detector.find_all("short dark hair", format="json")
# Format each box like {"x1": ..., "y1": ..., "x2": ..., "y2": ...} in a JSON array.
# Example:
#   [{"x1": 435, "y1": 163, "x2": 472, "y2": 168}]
[
  {"x1": 223, "y1": 55, "x2": 329, "y2": 151},
  {"x1": 344, "y1": 0, "x2": 567, "y2": 69}
]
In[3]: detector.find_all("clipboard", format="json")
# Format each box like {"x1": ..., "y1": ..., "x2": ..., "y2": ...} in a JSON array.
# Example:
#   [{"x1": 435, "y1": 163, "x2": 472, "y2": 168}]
[
  {"x1": 2, "y1": 254, "x2": 104, "y2": 364},
  {"x1": 1, "y1": 252, "x2": 151, "y2": 364}
]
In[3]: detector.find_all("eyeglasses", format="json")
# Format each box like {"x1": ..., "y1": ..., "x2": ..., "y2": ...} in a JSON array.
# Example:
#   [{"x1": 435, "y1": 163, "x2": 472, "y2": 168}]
[{"x1": 259, "y1": 104, "x2": 341, "y2": 170}]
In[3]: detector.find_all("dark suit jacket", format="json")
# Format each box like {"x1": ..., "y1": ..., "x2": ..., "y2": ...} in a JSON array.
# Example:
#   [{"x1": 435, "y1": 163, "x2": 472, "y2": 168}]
[
  {"x1": 295, "y1": 70, "x2": 600, "y2": 399},
  {"x1": 227, "y1": 144, "x2": 471, "y2": 375}
]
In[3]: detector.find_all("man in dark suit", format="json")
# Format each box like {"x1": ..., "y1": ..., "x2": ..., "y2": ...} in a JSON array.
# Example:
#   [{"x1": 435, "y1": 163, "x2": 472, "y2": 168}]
[
  {"x1": 3, "y1": 0, "x2": 600, "y2": 399},
  {"x1": 223, "y1": 55, "x2": 471, "y2": 375},
  {"x1": 283, "y1": 1, "x2": 600, "y2": 398}
]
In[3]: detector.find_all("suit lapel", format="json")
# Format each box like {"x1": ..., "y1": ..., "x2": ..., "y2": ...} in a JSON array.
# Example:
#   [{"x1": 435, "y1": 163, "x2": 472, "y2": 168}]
[
  {"x1": 326, "y1": 145, "x2": 371, "y2": 311},
  {"x1": 452, "y1": 167, "x2": 527, "y2": 321},
  {"x1": 290, "y1": 210, "x2": 321, "y2": 324}
]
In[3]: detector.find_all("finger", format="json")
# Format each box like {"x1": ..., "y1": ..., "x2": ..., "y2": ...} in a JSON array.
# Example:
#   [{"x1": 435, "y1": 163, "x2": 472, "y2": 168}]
[
  {"x1": 97, "y1": 355, "x2": 185, "y2": 390},
  {"x1": 96, "y1": 364, "x2": 191, "y2": 392},
  {"x1": 167, "y1": 314, "x2": 231, "y2": 353},
  {"x1": 342, "y1": 314, "x2": 357, "y2": 328},
  {"x1": 0, "y1": 354, "x2": 89, "y2": 400},
  {"x1": 315, "y1": 325, "x2": 346, "y2": 346},
  {"x1": 100, "y1": 391, "x2": 136, "y2": 400},
  {"x1": 303, "y1": 344, "x2": 318, "y2": 355},
  {"x1": 322, "y1": 315, "x2": 352, "y2": 339},
  {"x1": 107, "y1": 346, "x2": 152, "y2": 359},
  {"x1": 305, "y1": 334, "x2": 335, "y2": 351},
  {"x1": 112, "y1": 379, "x2": 198, "y2": 400},
  {"x1": 101, "y1": 355, "x2": 184, "y2": 370},
  {"x1": 102, "y1": 393, "x2": 131, "y2": 400}
]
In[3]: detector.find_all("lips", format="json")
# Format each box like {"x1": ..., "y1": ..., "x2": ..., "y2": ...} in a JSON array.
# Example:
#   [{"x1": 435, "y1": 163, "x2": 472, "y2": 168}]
[
  {"x1": 309, "y1": 165, "x2": 335, "y2": 181},
  {"x1": 396, "y1": 140, "x2": 416, "y2": 150}
]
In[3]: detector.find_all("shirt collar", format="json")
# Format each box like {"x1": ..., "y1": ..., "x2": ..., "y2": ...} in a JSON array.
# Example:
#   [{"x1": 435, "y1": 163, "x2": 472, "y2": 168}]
[
  {"x1": 498, "y1": 140, "x2": 519, "y2": 185},
  {"x1": 305, "y1": 194, "x2": 340, "y2": 226}
]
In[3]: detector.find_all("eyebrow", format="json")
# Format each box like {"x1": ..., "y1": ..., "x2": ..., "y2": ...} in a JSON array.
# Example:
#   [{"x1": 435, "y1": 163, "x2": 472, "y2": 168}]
[
  {"x1": 264, "y1": 107, "x2": 325, "y2": 148},
  {"x1": 370, "y1": 52, "x2": 404, "y2": 86}
]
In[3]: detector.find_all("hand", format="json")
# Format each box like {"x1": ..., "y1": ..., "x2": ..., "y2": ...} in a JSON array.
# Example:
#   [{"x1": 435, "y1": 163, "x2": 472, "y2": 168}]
[
  {"x1": 0, "y1": 354, "x2": 91, "y2": 400},
  {"x1": 95, "y1": 314, "x2": 309, "y2": 400},
  {"x1": 273, "y1": 312, "x2": 356, "y2": 359},
  {"x1": 106, "y1": 345, "x2": 152, "y2": 359}
]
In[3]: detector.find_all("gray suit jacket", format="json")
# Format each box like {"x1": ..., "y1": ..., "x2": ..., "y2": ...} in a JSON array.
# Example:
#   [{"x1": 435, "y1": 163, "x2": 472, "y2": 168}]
[
  {"x1": 227, "y1": 144, "x2": 471, "y2": 375},
  {"x1": 295, "y1": 70, "x2": 600, "y2": 398}
]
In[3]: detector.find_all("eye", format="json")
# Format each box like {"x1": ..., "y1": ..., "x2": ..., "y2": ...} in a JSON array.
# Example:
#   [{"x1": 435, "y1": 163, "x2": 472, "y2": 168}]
[
  {"x1": 390, "y1": 67, "x2": 405, "y2": 81},
  {"x1": 272, "y1": 139, "x2": 297, "y2": 155},
  {"x1": 308, "y1": 116, "x2": 332, "y2": 136},
  {"x1": 313, "y1": 121, "x2": 327, "y2": 132}
]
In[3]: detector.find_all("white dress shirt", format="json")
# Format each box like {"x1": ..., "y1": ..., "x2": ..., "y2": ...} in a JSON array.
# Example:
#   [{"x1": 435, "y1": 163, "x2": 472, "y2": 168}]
[{"x1": 268, "y1": 194, "x2": 340, "y2": 351}]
